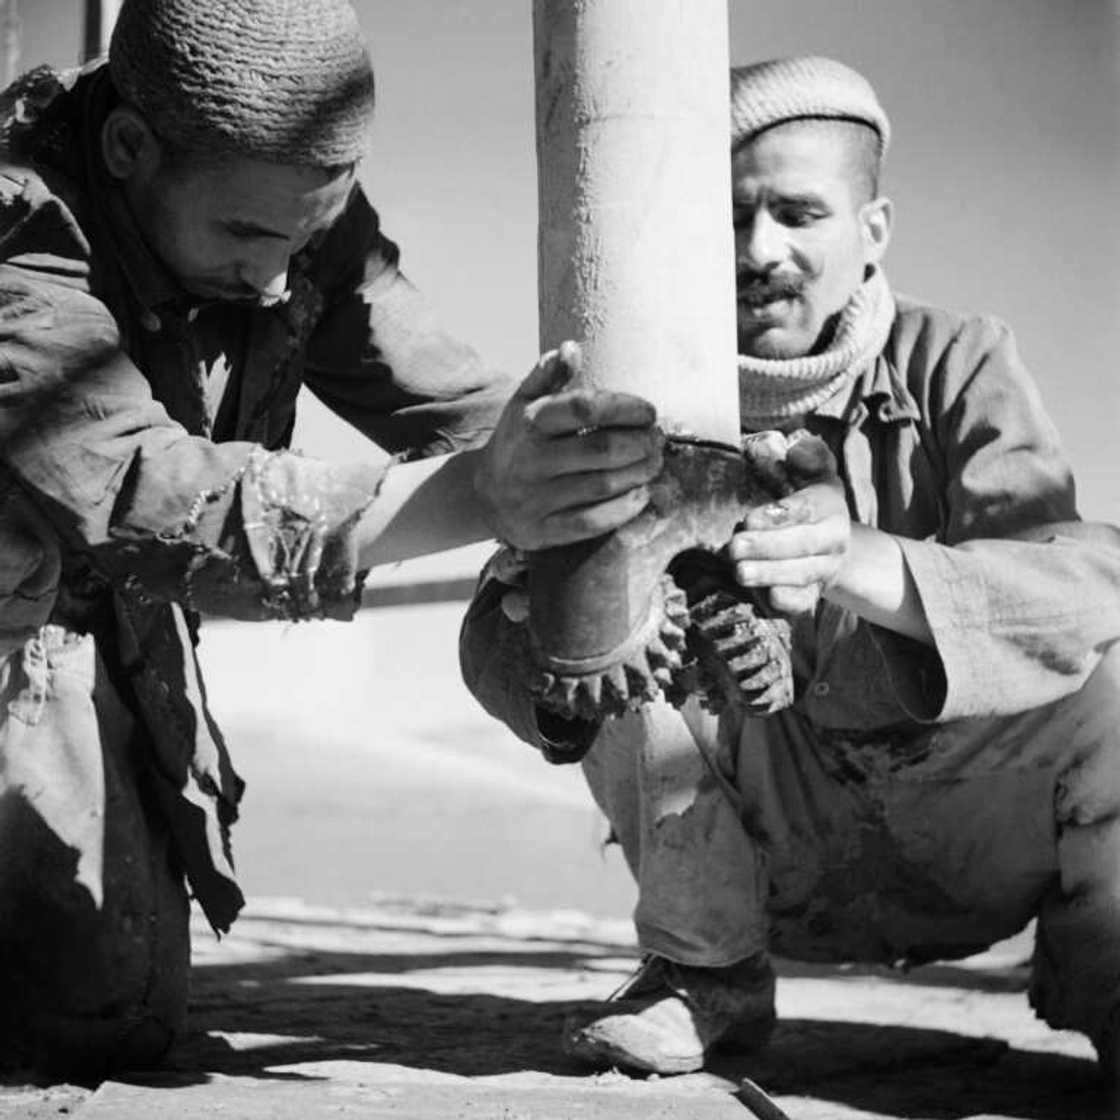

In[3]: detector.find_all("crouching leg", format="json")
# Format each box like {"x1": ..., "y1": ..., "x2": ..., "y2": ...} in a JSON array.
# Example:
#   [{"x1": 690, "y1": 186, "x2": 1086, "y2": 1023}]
[
  {"x1": 0, "y1": 627, "x2": 190, "y2": 1080},
  {"x1": 1026, "y1": 643, "x2": 1120, "y2": 1081}
]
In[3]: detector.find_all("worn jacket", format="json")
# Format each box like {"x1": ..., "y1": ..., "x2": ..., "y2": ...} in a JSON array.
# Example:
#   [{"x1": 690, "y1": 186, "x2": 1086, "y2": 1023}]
[
  {"x1": 0, "y1": 64, "x2": 512, "y2": 930},
  {"x1": 462, "y1": 296, "x2": 1120, "y2": 752}
]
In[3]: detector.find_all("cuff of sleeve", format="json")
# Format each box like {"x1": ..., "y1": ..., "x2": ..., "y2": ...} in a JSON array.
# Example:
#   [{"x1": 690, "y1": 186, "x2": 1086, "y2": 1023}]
[
  {"x1": 239, "y1": 448, "x2": 386, "y2": 621},
  {"x1": 889, "y1": 535, "x2": 1104, "y2": 722},
  {"x1": 890, "y1": 537, "x2": 986, "y2": 720},
  {"x1": 865, "y1": 622, "x2": 947, "y2": 723}
]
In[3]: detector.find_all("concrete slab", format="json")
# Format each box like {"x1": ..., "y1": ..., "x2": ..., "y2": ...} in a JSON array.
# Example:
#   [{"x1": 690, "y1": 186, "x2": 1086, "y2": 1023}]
[{"x1": 78, "y1": 1075, "x2": 750, "y2": 1119}]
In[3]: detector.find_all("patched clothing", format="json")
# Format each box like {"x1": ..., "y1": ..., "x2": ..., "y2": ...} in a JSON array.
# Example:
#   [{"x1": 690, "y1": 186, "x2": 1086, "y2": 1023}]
[
  {"x1": 460, "y1": 296, "x2": 1120, "y2": 1042},
  {"x1": 0, "y1": 62, "x2": 511, "y2": 946}
]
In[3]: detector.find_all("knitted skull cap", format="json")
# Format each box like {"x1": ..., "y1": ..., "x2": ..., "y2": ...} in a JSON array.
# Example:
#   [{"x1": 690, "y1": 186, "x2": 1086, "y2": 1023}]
[
  {"x1": 109, "y1": 0, "x2": 375, "y2": 167},
  {"x1": 730, "y1": 56, "x2": 890, "y2": 157}
]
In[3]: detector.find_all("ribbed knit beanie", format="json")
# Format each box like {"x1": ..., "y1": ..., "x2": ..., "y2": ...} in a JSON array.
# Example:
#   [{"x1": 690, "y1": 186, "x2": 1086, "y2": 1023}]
[
  {"x1": 730, "y1": 56, "x2": 890, "y2": 156},
  {"x1": 109, "y1": 0, "x2": 375, "y2": 167}
]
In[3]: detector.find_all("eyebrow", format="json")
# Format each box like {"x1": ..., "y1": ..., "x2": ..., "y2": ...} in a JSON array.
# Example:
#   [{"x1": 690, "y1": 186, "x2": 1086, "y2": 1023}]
[
  {"x1": 223, "y1": 219, "x2": 290, "y2": 241},
  {"x1": 733, "y1": 187, "x2": 829, "y2": 206},
  {"x1": 760, "y1": 190, "x2": 829, "y2": 208}
]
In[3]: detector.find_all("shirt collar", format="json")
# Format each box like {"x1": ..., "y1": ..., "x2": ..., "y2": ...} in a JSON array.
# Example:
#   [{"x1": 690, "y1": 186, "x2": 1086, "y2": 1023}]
[{"x1": 808, "y1": 314, "x2": 921, "y2": 427}]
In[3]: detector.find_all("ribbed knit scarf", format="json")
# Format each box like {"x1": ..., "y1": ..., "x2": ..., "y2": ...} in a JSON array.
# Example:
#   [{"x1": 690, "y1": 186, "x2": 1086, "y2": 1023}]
[{"x1": 738, "y1": 267, "x2": 895, "y2": 429}]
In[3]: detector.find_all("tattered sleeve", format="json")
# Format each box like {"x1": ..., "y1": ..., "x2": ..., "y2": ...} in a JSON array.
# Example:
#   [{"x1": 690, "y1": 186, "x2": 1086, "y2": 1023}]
[
  {"x1": 0, "y1": 264, "x2": 384, "y2": 622},
  {"x1": 301, "y1": 188, "x2": 515, "y2": 459},
  {"x1": 878, "y1": 317, "x2": 1120, "y2": 720}
]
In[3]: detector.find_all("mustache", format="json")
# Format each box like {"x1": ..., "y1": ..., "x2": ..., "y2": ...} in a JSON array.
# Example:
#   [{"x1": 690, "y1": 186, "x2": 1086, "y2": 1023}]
[{"x1": 736, "y1": 272, "x2": 804, "y2": 305}]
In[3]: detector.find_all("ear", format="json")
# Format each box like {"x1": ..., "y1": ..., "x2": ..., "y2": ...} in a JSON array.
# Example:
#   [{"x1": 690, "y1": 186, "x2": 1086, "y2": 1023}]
[
  {"x1": 101, "y1": 106, "x2": 161, "y2": 181},
  {"x1": 859, "y1": 195, "x2": 893, "y2": 268}
]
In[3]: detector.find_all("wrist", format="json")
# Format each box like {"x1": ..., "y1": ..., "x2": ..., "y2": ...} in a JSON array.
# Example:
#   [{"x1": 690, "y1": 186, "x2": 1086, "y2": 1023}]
[{"x1": 467, "y1": 446, "x2": 501, "y2": 539}]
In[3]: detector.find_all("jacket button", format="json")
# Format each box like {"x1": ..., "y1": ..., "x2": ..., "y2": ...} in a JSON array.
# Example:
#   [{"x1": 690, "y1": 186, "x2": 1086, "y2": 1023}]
[{"x1": 813, "y1": 680, "x2": 830, "y2": 697}]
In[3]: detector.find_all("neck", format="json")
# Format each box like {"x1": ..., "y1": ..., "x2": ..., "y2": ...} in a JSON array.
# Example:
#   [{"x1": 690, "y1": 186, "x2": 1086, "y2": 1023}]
[{"x1": 738, "y1": 267, "x2": 895, "y2": 429}]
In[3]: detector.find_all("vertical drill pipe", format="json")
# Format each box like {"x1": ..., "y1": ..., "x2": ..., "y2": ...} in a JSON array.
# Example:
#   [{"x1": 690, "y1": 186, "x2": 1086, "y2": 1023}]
[
  {"x1": 1, "y1": 0, "x2": 20, "y2": 89},
  {"x1": 530, "y1": 0, "x2": 741, "y2": 684},
  {"x1": 82, "y1": 0, "x2": 121, "y2": 64},
  {"x1": 533, "y1": 0, "x2": 737, "y2": 441}
]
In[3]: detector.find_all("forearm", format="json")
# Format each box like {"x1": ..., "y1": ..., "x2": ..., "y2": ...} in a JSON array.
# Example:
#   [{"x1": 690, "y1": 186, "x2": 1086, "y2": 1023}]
[
  {"x1": 891, "y1": 527, "x2": 1120, "y2": 719},
  {"x1": 356, "y1": 448, "x2": 494, "y2": 570},
  {"x1": 825, "y1": 524, "x2": 933, "y2": 645}
]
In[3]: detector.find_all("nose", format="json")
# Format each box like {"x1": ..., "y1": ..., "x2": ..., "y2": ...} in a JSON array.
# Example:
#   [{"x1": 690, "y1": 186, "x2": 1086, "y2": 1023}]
[
  {"x1": 736, "y1": 209, "x2": 786, "y2": 273},
  {"x1": 238, "y1": 246, "x2": 291, "y2": 301}
]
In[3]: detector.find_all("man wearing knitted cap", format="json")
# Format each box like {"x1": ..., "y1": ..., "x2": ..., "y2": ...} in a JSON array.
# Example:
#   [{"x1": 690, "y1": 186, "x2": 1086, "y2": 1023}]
[
  {"x1": 0, "y1": 0, "x2": 662, "y2": 1078},
  {"x1": 461, "y1": 56, "x2": 1120, "y2": 1079}
]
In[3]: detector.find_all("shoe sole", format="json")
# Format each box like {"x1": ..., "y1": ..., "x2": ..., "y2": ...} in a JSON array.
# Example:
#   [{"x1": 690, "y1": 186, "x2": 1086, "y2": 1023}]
[{"x1": 563, "y1": 1031, "x2": 705, "y2": 1075}]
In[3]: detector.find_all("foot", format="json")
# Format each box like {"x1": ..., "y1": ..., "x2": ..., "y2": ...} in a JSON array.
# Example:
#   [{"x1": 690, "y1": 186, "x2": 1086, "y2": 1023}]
[{"x1": 562, "y1": 953, "x2": 776, "y2": 1075}]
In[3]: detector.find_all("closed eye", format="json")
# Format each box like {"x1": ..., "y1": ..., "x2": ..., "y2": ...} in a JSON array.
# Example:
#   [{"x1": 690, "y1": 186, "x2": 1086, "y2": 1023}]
[
  {"x1": 770, "y1": 196, "x2": 830, "y2": 228},
  {"x1": 223, "y1": 220, "x2": 290, "y2": 242}
]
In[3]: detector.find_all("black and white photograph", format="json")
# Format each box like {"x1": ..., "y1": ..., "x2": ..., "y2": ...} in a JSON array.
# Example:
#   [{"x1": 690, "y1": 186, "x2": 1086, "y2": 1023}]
[{"x1": 0, "y1": 2, "x2": 1117, "y2": 1117}]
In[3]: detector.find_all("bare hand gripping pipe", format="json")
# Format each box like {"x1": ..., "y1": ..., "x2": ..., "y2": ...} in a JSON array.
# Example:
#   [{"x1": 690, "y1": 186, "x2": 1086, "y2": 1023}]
[{"x1": 530, "y1": 0, "x2": 795, "y2": 722}]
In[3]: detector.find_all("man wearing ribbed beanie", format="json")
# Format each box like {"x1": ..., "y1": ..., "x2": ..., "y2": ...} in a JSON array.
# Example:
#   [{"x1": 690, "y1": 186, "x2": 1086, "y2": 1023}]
[
  {"x1": 462, "y1": 56, "x2": 1120, "y2": 1079},
  {"x1": 0, "y1": 0, "x2": 661, "y2": 1077}
]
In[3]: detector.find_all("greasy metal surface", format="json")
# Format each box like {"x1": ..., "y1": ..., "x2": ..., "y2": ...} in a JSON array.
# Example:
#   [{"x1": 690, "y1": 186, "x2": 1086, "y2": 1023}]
[{"x1": 526, "y1": 439, "x2": 794, "y2": 720}]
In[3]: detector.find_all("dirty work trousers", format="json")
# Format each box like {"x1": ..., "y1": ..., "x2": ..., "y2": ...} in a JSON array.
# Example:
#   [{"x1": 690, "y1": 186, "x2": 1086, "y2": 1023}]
[
  {"x1": 582, "y1": 642, "x2": 1120, "y2": 1043},
  {"x1": 0, "y1": 626, "x2": 189, "y2": 1078}
]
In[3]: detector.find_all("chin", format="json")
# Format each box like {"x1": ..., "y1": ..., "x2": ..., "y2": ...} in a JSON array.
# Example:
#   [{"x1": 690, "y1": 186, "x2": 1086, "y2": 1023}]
[{"x1": 738, "y1": 331, "x2": 812, "y2": 361}]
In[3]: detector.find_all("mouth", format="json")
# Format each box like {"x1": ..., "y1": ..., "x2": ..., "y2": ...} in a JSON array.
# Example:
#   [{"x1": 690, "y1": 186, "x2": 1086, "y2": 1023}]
[
  {"x1": 191, "y1": 287, "x2": 281, "y2": 309},
  {"x1": 738, "y1": 292, "x2": 798, "y2": 323},
  {"x1": 737, "y1": 279, "x2": 802, "y2": 319}
]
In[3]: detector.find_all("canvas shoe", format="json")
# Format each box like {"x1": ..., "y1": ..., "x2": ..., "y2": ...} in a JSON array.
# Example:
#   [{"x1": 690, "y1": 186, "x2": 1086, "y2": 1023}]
[{"x1": 563, "y1": 952, "x2": 776, "y2": 1075}]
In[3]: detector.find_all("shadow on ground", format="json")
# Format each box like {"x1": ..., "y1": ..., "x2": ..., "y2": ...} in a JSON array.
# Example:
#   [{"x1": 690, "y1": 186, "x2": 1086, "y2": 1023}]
[{"x1": 173, "y1": 932, "x2": 1114, "y2": 1120}]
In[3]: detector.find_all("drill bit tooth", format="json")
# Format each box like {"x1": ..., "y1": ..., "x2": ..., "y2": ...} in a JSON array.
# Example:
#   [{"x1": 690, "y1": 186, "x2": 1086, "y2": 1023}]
[
  {"x1": 623, "y1": 661, "x2": 656, "y2": 703},
  {"x1": 602, "y1": 663, "x2": 630, "y2": 704},
  {"x1": 580, "y1": 674, "x2": 603, "y2": 709}
]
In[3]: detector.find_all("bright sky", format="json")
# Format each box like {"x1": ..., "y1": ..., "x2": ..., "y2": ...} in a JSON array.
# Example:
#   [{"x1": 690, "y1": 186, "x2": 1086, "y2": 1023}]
[{"x1": 15, "y1": 0, "x2": 1120, "y2": 522}]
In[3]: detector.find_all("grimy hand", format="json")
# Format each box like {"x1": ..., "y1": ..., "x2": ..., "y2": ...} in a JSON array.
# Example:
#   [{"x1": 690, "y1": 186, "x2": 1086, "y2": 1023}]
[
  {"x1": 474, "y1": 341, "x2": 663, "y2": 551},
  {"x1": 729, "y1": 433, "x2": 850, "y2": 616}
]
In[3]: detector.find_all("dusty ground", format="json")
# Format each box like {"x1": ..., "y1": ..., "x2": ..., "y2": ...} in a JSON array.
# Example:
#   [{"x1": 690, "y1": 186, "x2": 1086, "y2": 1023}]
[
  {"x1": 1, "y1": 601, "x2": 1116, "y2": 1118},
  {"x1": 2, "y1": 897, "x2": 1112, "y2": 1119}
]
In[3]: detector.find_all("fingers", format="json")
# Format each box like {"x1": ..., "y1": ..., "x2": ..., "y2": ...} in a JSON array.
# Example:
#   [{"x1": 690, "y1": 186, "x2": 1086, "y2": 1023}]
[
  {"x1": 738, "y1": 482, "x2": 841, "y2": 531},
  {"x1": 733, "y1": 554, "x2": 838, "y2": 588},
  {"x1": 783, "y1": 431, "x2": 836, "y2": 483},
  {"x1": 533, "y1": 427, "x2": 664, "y2": 478},
  {"x1": 500, "y1": 588, "x2": 530, "y2": 623},
  {"x1": 539, "y1": 460, "x2": 660, "y2": 512},
  {"x1": 729, "y1": 521, "x2": 843, "y2": 562},
  {"x1": 527, "y1": 388, "x2": 658, "y2": 435},
  {"x1": 529, "y1": 486, "x2": 652, "y2": 549},
  {"x1": 516, "y1": 343, "x2": 579, "y2": 399},
  {"x1": 768, "y1": 584, "x2": 820, "y2": 617}
]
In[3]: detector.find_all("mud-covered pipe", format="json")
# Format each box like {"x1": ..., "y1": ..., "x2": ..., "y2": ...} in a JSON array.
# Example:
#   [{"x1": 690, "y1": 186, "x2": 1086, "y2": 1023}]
[
  {"x1": 533, "y1": 0, "x2": 737, "y2": 442},
  {"x1": 529, "y1": 0, "x2": 746, "y2": 704}
]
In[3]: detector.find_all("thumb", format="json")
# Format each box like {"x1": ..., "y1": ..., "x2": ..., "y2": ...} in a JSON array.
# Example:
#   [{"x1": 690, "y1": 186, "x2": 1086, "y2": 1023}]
[
  {"x1": 516, "y1": 340, "x2": 582, "y2": 400},
  {"x1": 784, "y1": 431, "x2": 837, "y2": 483},
  {"x1": 500, "y1": 588, "x2": 530, "y2": 623}
]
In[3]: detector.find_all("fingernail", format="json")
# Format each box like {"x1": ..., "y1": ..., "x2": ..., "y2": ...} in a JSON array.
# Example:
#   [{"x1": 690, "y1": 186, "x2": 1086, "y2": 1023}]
[{"x1": 761, "y1": 501, "x2": 794, "y2": 525}]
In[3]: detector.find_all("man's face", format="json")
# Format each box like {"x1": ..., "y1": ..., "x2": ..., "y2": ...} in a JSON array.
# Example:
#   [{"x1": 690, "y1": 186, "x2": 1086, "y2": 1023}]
[
  {"x1": 125, "y1": 154, "x2": 357, "y2": 305},
  {"x1": 732, "y1": 123, "x2": 888, "y2": 359}
]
